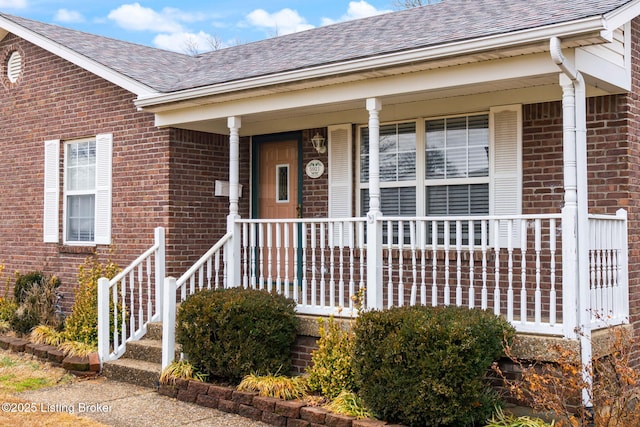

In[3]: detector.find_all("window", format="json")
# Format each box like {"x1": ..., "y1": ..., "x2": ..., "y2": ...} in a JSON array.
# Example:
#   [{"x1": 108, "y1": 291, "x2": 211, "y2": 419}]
[
  {"x1": 425, "y1": 115, "x2": 489, "y2": 217},
  {"x1": 43, "y1": 134, "x2": 112, "y2": 245},
  {"x1": 359, "y1": 122, "x2": 417, "y2": 217},
  {"x1": 358, "y1": 115, "x2": 489, "y2": 218},
  {"x1": 355, "y1": 106, "x2": 522, "y2": 247},
  {"x1": 65, "y1": 139, "x2": 96, "y2": 242}
]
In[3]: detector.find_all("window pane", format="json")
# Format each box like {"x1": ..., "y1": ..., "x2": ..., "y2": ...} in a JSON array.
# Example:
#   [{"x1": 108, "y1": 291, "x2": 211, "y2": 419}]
[
  {"x1": 426, "y1": 115, "x2": 489, "y2": 180},
  {"x1": 426, "y1": 184, "x2": 489, "y2": 215},
  {"x1": 67, "y1": 140, "x2": 96, "y2": 191},
  {"x1": 67, "y1": 194, "x2": 95, "y2": 241},
  {"x1": 360, "y1": 123, "x2": 415, "y2": 183}
]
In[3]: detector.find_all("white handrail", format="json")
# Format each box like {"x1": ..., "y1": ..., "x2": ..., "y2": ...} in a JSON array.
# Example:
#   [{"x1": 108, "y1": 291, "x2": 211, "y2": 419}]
[{"x1": 97, "y1": 227, "x2": 165, "y2": 367}]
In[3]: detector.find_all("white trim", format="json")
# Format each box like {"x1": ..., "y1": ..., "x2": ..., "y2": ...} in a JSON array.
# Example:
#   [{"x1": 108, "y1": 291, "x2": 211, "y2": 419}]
[{"x1": 0, "y1": 16, "x2": 156, "y2": 97}]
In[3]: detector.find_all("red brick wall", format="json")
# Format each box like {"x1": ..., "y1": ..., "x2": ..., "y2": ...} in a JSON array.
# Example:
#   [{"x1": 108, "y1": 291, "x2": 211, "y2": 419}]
[
  {"x1": 0, "y1": 35, "x2": 171, "y2": 310},
  {"x1": 624, "y1": 17, "x2": 640, "y2": 354},
  {"x1": 166, "y1": 129, "x2": 250, "y2": 276}
]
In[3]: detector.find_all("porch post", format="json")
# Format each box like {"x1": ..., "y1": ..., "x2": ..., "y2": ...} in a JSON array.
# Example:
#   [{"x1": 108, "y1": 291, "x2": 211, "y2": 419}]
[
  {"x1": 559, "y1": 74, "x2": 579, "y2": 340},
  {"x1": 227, "y1": 116, "x2": 242, "y2": 288},
  {"x1": 366, "y1": 98, "x2": 383, "y2": 310}
]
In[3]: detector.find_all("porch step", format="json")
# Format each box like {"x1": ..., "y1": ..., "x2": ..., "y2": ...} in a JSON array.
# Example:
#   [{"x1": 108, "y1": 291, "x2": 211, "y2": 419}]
[
  {"x1": 102, "y1": 357, "x2": 161, "y2": 389},
  {"x1": 145, "y1": 322, "x2": 163, "y2": 340},
  {"x1": 126, "y1": 339, "x2": 162, "y2": 364}
]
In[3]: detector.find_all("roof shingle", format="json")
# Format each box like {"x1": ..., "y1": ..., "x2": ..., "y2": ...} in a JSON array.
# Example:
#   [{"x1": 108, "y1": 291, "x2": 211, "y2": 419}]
[{"x1": 1, "y1": 0, "x2": 634, "y2": 93}]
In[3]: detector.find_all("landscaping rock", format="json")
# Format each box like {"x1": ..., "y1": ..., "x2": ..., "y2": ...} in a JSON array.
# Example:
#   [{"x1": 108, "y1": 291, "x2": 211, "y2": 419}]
[{"x1": 62, "y1": 355, "x2": 90, "y2": 372}]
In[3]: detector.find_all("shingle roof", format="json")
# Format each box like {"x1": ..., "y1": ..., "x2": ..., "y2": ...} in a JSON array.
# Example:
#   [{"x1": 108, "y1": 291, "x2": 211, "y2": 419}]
[
  {"x1": 0, "y1": 0, "x2": 635, "y2": 94},
  {"x1": 0, "y1": 13, "x2": 194, "y2": 92}
]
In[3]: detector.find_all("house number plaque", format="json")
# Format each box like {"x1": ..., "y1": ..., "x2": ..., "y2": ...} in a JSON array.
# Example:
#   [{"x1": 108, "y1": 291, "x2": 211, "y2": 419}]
[{"x1": 306, "y1": 159, "x2": 324, "y2": 178}]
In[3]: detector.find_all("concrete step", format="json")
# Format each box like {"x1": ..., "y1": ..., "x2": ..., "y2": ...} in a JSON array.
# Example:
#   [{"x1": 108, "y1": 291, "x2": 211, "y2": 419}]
[
  {"x1": 102, "y1": 357, "x2": 160, "y2": 389},
  {"x1": 145, "y1": 322, "x2": 163, "y2": 340},
  {"x1": 126, "y1": 339, "x2": 162, "y2": 364}
]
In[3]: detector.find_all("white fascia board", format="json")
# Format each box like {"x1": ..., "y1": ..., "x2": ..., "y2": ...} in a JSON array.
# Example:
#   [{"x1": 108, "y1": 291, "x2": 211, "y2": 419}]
[
  {"x1": 603, "y1": 0, "x2": 640, "y2": 31},
  {"x1": 137, "y1": 16, "x2": 606, "y2": 109},
  {"x1": 154, "y1": 53, "x2": 560, "y2": 128},
  {"x1": 0, "y1": 17, "x2": 157, "y2": 97}
]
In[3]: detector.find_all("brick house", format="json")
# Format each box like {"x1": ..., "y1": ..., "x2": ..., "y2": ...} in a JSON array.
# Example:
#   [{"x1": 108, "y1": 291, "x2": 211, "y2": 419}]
[{"x1": 1, "y1": 0, "x2": 640, "y2": 396}]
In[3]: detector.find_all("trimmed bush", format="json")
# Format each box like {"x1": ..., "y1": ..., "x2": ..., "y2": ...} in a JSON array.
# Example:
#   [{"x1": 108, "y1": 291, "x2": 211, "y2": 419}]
[
  {"x1": 176, "y1": 287, "x2": 298, "y2": 384},
  {"x1": 352, "y1": 305, "x2": 515, "y2": 427}
]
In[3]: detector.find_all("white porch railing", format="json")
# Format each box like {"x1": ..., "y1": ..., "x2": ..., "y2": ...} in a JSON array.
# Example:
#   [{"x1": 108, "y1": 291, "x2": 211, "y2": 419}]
[
  {"x1": 98, "y1": 227, "x2": 165, "y2": 366},
  {"x1": 101, "y1": 211, "x2": 627, "y2": 370},
  {"x1": 588, "y1": 209, "x2": 629, "y2": 328}
]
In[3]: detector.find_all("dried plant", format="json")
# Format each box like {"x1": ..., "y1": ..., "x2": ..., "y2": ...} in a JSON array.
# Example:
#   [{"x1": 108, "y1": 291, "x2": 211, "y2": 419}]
[
  {"x1": 325, "y1": 390, "x2": 373, "y2": 420},
  {"x1": 494, "y1": 324, "x2": 640, "y2": 427},
  {"x1": 160, "y1": 359, "x2": 207, "y2": 385},
  {"x1": 238, "y1": 373, "x2": 308, "y2": 400}
]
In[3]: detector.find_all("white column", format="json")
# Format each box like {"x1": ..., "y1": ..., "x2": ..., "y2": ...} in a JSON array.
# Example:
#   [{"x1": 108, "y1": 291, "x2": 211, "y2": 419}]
[
  {"x1": 559, "y1": 74, "x2": 579, "y2": 339},
  {"x1": 227, "y1": 116, "x2": 242, "y2": 287},
  {"x1": 366, "y1": 98, "x2": 383, "y2": 310}
]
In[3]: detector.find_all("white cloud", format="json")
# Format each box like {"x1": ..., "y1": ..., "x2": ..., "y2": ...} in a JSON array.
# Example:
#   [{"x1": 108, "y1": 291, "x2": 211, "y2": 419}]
[
  {"x1": 246, "y1": 8, "x2": 314, "y2": 36},
  {"x1": 54, "y1": 9, "x2": 85, "y2": 24},
  {"x1": 321, "y1": 1, "x2": 391, "y2": 26},
  {"x1": 107, "y1": 3, "x2": 186, "y2": 33},
  {"x1": 153, "y1": 30, "x2": 220, "y2": 54},
  {"x1": 0, "y1": 0, "x2": 27, "y2": 9}
]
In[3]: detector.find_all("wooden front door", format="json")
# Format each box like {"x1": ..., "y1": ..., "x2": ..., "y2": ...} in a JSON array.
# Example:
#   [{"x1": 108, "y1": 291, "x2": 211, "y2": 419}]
[
  {"x1": 258, "y1": 139, "x2": 300, "y2": 219},
  {"x1": 254, "y1": 135, "x2": 302, "y2": 287}
]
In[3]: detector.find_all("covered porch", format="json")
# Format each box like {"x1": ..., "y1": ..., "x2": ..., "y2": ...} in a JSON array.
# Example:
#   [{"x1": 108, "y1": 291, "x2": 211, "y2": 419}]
[{"x1": 98, "y1": 32, "x2": 632, "y2": 371}]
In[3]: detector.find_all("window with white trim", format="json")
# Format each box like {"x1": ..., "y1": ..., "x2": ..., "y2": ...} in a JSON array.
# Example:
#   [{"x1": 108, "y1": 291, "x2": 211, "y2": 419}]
[
  {"x1": 358, "y1": 115, "x2": 489, "y2": 218},
  {"x1": 355, "y1": 107, "x2": 522, "y2": 246},
  {"x1": 43, "y1": 133, "x2": 113, "y2": 245},
  {"x1": 65, "y1": 139, "x2": 97, "y2": 242}
]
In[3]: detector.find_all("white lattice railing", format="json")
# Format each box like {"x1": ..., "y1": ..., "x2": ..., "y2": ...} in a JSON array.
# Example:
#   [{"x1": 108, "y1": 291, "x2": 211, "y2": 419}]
[{"x1": 98, "y1": 227, "x2": 165, "y2": 365}]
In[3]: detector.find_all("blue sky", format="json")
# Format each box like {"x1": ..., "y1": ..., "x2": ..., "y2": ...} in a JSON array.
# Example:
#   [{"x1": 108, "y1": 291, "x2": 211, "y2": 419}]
[{"x1": 0, "y1": 1, "x2": 398, "y2": 53}]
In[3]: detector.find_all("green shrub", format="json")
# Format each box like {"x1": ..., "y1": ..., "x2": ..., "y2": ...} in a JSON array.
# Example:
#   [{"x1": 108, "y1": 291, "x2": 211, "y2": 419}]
[
  {"x1": 64, "y1": 253, "x2": 120, "y2": 345},
  {"x1": 0, "y1": 298, "x2": 17, "y2": 322},
  {"x1": 306, "y1": 316, "x2": 356, "y2": 399},
  {"x1": 10, "y1": 273, "x2": 62, "y2": 335},
  {"x1": 352, "y1": 305, "x2": 515, "y2": 427},
  {"x1": 176, "y1": 287, "x2": 298, "y2": 384}
]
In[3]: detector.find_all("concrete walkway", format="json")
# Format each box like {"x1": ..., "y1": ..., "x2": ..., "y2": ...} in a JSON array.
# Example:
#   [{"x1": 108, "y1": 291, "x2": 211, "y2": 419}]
[{"x1": 18, "y1": 377, "x2": 269, "y2": 427}]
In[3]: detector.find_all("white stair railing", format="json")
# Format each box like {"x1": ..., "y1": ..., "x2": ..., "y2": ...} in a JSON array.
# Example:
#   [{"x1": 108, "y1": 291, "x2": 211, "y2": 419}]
[
  {"x1": 98, "y1": 227, "x2": 165, "y2": 367},
  {"x1": 161, "y1": 232, "x2": 231, "y2": 370}
]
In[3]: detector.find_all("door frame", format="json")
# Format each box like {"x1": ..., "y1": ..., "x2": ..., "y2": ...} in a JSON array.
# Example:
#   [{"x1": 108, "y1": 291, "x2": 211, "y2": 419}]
[{"x1": 251, "y1": 131, "x2": 304, "y2": 219}]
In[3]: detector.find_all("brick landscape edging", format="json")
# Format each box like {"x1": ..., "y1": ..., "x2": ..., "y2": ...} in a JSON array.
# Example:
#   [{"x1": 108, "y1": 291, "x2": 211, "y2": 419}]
[
  {"x1": 159, "y1": 379, "x2": 400, "y2": 427},
  {"x1": 0, "y1": 334, "x2": 100, "y2": 376}
]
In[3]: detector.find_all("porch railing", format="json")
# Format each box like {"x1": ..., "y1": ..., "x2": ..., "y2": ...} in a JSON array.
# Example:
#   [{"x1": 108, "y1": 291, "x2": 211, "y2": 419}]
[
  {"x1": 588, "y1": 209, "x2": 629, "y2": 328},
  {"x1": 97, "y1": 227, "x2": 165, "y2": 366},
  {"x1": 103, "y1": 211, "x2": 627, "y2": 370}
]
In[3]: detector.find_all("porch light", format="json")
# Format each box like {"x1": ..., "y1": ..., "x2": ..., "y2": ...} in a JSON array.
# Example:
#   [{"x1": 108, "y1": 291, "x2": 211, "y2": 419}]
[{"x1": 311, "y1": 133, "x2": 326, "y2": 154}]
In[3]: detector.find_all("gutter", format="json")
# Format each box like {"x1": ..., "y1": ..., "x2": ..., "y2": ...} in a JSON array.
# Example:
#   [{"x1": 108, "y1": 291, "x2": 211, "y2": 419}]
[
  {"x1": 135, "y1": 16, "x2": 608, "y2": 110},
  {"x1": 550, "y1": 36, "x2": 593, "y2": 421}
]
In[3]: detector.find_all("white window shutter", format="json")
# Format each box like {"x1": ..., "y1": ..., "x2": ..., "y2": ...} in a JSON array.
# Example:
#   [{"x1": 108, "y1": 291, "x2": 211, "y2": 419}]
[
  {"x1": 328, "y1": 125, "x2": 353, "y2": 242},
  {"x1": 43, "y1": 139, "x2": 60, "y2": 243},
  {"x1": 490, "y1": 105, "x2": 522, "y2": 248},
  {"x1": 94, "y1": 133, "x2": 113, "y2": 245}
]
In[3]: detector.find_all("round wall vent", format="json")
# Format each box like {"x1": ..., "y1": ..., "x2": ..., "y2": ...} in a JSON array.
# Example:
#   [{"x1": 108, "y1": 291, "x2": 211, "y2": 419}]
[{"x1": 7, "y1": 51, "x2": 22, "y2": 83}]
